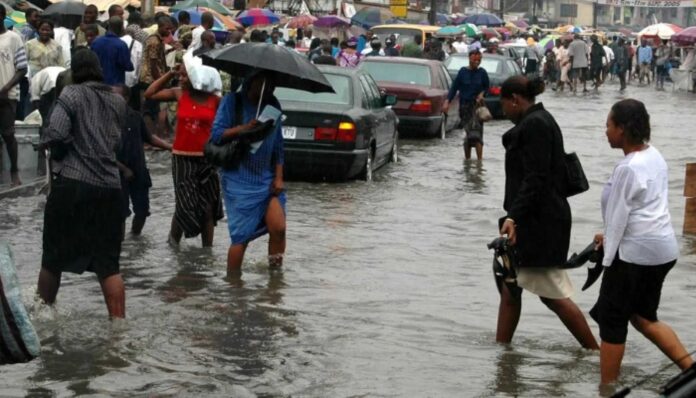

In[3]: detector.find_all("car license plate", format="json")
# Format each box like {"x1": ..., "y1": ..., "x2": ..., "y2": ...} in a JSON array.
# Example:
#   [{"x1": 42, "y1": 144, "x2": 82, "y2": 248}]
[{"x1": 282, "y1": 126, "x2": 297, "y2": 140}]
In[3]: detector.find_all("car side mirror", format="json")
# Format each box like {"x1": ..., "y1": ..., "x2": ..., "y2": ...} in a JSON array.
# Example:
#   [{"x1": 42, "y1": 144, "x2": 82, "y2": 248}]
[{"x1": 383, "y1": 94, "x2": 397, "y2": 107}]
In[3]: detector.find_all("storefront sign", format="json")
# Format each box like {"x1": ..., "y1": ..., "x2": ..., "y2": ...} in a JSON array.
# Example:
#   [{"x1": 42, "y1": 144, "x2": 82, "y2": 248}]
[{"x1": 596, "y1": 0, "x2": 696, "y2": 7}]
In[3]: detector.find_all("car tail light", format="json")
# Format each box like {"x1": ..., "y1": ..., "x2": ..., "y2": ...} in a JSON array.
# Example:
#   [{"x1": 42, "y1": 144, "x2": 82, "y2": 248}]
[
  {"x1": 337, "y1": 122, "x2": 356, "y2": 142},
  {"x1": 314, "y1": 127, "x2": 337, "y2": 140},
  {"x1": 409, "y1": 99, "x2": 432, "y2": 113},
  {"x1": 489, "y1": 86, "x2": 501, "y2": 96}
]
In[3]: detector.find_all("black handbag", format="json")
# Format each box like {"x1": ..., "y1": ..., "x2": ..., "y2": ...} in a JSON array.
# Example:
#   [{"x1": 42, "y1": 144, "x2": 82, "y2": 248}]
[
  {"x1": 204, "y1": 93, "x2": 275, "y2": 170},
  {"x1": 563, "y1": 152, "x2": 589, "y2": 197}
]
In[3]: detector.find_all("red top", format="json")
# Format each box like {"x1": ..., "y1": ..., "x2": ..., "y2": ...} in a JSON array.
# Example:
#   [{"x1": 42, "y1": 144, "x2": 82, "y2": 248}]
[{"x1": 173, "y1": 90, "x2": 220, "y2": 156}]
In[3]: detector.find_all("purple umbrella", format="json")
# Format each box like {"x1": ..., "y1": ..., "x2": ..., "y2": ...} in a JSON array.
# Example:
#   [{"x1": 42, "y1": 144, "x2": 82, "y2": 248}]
[
  {"x1": 462, "y1": 13, "x2": 503, "y2": 27},
  {"x1": 672, "y1": 26, "x2": 696, "y2": 46},
  {"x1": 313, "y1": 15, "x2": 350, "y2": 28},
  {"x1": 514, "y1": 19, "x2": 529, "y2": 28}
]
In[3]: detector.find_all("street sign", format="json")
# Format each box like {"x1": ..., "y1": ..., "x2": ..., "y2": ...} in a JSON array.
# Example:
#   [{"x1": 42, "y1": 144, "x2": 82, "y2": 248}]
[{"x1": 390, "y1": 0, "x2": 408, "y2": 17}]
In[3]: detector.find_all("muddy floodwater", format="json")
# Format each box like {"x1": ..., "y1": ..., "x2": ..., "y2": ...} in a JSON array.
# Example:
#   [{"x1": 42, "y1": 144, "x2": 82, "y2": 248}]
[{"x1": 1, "y1": 84, "x2": 695, "y2": 397}]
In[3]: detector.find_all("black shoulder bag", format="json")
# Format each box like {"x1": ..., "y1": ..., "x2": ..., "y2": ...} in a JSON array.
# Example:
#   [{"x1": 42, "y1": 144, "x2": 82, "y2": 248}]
[
  {"x1": 563, "y1": 152, "x2": 589, "y2": 197},
  {"x1": 204, "y1": 93, "x2": 276, "y2": 170}
]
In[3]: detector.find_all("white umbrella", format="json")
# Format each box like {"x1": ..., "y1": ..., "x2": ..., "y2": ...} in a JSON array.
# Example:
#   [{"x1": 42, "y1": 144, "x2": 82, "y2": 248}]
[{"x1": 638, "y1": 23, "x2": 683, "y2": 40}]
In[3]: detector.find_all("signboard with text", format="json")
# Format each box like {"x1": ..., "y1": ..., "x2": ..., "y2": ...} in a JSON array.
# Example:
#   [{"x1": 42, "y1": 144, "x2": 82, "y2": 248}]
[
  {"x1": 595, "y1": 0, "x2": 696, "y2": 7},
  {"x1": 390, "y1": 0, "x2": 408, "y2": 17}
]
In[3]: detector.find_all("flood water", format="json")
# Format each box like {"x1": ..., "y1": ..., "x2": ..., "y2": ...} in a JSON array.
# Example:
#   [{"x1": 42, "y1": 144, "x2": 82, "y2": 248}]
[{"x1": 1, "y1": 83, "x2": 695, "y2": 397}]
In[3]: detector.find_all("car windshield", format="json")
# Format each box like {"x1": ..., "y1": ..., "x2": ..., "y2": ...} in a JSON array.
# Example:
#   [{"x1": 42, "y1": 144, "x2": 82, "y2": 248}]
[
  {"x1": 372, "y1": 27, "x2": 422, "y2": 48},
  {"x1": 445, "y1": 57, "x2": 502, "y2": 76},
  {"x1": 275, "y1": 74, "x2": 352, "y2": 105},
  {"x1": 361, "y1": 62, "x2": 431, "y2": 86}
]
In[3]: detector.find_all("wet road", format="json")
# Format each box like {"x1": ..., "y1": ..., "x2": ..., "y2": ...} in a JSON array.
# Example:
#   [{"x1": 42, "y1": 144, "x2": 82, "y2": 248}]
[{"x1": 1, "y1": 82, "x2": 695, "y2": 397}]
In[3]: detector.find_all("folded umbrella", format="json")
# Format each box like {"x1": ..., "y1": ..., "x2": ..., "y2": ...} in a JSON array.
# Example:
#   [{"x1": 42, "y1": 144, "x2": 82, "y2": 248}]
[
  {"x1": 562, "y1": 241, "x2": 604, "y2": 291},
  {"x1": 201, "y1": 42, "x2": 334, "y2": 93}
]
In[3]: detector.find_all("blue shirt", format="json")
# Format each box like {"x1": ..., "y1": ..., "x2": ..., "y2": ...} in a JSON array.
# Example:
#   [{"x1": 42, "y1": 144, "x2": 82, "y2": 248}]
[
  {"x1": 638, "y1": 46, "x2": 653, "y2": 64},
  {"x1": 90, "y1": 32, "x2": 134, "y2": 85},
  {"x1": 448, "y1": 67, "x2": 490, "y2": 102}
]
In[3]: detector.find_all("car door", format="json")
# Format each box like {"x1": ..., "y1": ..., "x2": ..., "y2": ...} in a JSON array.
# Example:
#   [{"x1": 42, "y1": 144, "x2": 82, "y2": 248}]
[
  {"x1": 365, "y1": 74, "x2": 395, "y2": 160},
  {"x1": 436, "y1": 64, "x2": 459, "y2": 131},
  {"x1": 357, "y1": 75, "x2": 379, "y2": 156},
  {"x1": 360, "y1": 74, "x2": 391, "y2": 166}
]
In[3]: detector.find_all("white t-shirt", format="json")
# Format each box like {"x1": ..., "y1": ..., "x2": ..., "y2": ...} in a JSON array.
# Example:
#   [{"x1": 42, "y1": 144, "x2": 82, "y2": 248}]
[
  {"x1": 30, "y1": 65, "x2": 64, "y2": 101},
  {"x1": 190, "y1": 26, "x2": 205, "y2": 51},
  {"x1": 601, "y1": 145, "x2": 679, "y2": 266},
  {"x1": 53, "y1": 27, "x2": 73, "y2": 68},
  {"x1": 121, "y1": 34, "x2": 143, "y2": 88},
  {"x1": 0, "y1": 30, "x2": 27, "y2": 100},
  {"x1": 452, "y1": 41, "x2": 467, "y2": 54},
  {"x1": 603, "y1": 45, "x2": 614, "y2": 66}
]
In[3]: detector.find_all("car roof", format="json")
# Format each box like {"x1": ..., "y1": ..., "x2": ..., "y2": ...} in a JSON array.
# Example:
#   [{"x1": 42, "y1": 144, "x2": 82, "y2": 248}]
[
  {"x1": 316, "y1": 65, "x2": 363, "y2": 76},
  {"x1": 360, "y1": 56, "x2": 440, "y2": 66},
  {"x1": 448, "y1": 53, "x2": 508, "y2": 60},
  {"x1": 372, "y1": 24, "x2": 441, "y2": 32}
]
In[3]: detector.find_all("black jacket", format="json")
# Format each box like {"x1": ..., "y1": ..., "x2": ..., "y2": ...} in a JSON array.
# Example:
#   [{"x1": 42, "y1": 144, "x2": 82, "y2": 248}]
[{"x1": 502, "y1": 103, "x2": 570, "y2": 268}]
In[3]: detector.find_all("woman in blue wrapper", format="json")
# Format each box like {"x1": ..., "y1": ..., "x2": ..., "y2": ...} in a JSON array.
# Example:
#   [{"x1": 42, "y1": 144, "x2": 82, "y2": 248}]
[{"x1": 210, "y1": 70, "x2": 286, "y2": 276}]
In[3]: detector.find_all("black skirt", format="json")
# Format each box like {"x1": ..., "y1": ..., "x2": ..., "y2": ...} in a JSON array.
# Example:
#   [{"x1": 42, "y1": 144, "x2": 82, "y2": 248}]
[
  {"x1": 172, "y1": 155, "x2": 224, "y2": 238},
  {"x1": 42, "y1": 176, "x2": 122, "y2": 279}
]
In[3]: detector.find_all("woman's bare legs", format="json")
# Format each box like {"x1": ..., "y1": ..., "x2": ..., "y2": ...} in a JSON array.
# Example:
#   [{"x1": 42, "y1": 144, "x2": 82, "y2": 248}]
[
  {"x1": 496, "y1": 283, "x2": 522, "y2": 343},
  {"x1": 265, "y1": 197, "x2": 286, "y2": 268},
  {"x1": 541, "y1": 297, "x2": 599, "y2": 349}
]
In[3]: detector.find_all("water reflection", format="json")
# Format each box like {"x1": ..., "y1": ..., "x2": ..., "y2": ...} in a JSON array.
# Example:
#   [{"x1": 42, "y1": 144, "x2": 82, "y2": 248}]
[
  {"x1": 463, "y1": 160, "x2": 487, "y2": 193},
  {"x1": 491, "y1": 346, "x2": 525, "y2": 396}
]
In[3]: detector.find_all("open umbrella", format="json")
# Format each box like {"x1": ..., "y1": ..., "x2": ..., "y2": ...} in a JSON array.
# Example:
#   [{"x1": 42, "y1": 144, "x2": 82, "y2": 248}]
[
  {"x1": 462, "y1": 13, "x2": 502, "y2": 27},
  {"x1": 287, "y1": 14, "x2": 316, "y2": 29},
  {"x1": 672, "y1": 26, "x2": 696, "y2": 46},
  {"x1": 639, "y1": 23, "x2": 682, "y2": 39},
  {"x1": 435, "y1": 12, "x2": 450, "y2": 26},
  {"x1": 173, "y1": 9, "x2": 225, "y2": 30},
  {"x1": 458, "y1": 23, "x2": 480, "y2": 38},
  {"x1": 435, "y1": 25, "x2": 463, "y2": 37},
  {"x1": 350, "y1": 7, "x2": 393, "y2": 30},
  {"x1": 202, "y1": 43, "x2": 334, "y2": 94},
  {"x1": 314, "y1": 15, "x2": 350, "y2": 28},
  {"x1": 513, "y1": 19, "x2": 529, "y2": 28},
  {"x1": 4, "y1": 16, "x2": 14, "y2": 29},
  {"x1": 201, "y1": 7, "x2": 244, "y2": 30},
  {"x1": 43, "y1": 1, "x2": 85, "y2": 30},
  {"x1": 453, "y1": 15, "x2": 468, "y2": 25},
  {"x1": 236, "y1": 8, "x2": 280, "y2": 27},
  {"x1": 481, "y1": 27, "x2": 500, "y2": 39},
  {"x1": 171, "y1": 0, "x2": 231, "y2": 16},
  {"x1": 539, "y1": 35, "x2": 558, "y2": 51}
]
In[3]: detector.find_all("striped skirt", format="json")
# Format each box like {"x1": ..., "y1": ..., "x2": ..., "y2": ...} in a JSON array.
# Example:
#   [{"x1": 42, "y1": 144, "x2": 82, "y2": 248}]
[{"x1": 172, "y1": 155, "x2": 223, "y2": 238}]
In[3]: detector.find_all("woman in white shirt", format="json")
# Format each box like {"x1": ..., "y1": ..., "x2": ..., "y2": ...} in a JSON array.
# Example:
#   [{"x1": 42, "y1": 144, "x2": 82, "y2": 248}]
[{"x1": 592, "y1": 99, "x2": 693, "y2": 385}]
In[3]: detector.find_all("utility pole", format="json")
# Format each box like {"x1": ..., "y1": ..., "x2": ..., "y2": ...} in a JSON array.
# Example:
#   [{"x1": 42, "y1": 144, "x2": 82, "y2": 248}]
[
  {"x1": 592, "y1": 0, "x2": 597, "y2": 28},
  {"x1": 500, "y1": 0, "x2": 505, "y2": 19},
  {"x1": 429, "y1": 0, "x2": 437, "y2": 25},
  {"x1": 142, "y1": 0, "x2": 155, "y2": 18}
]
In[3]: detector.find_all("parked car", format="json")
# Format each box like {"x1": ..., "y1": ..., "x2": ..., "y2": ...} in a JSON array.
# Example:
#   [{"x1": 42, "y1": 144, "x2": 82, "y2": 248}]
[
  {"x1": 360, "y1": 57, "x2": 459, "y2": 139},
  {"x1": 371, "y1": 24, "x2": 441, "y2": 50},
  {"x1": 275, "y1": 65, "x2": 399, "y2": 182},
  {"x1": 500, "y1": 43, "x2": 527, "y2": 68},
  {"x1": 444, "y1": 53, "x2": 524, "y2": 118}
]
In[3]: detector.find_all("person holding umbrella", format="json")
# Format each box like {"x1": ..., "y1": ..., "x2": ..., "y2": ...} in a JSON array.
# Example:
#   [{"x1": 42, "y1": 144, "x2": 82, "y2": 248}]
[{"x1": 203, "y1": 42, "x2": 333, "y2": 275}]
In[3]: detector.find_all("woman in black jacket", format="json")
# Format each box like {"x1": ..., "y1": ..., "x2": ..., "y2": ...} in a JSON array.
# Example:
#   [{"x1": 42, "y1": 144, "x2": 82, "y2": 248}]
[{"x1": 496, "y1": 76, "x2": 598, "y2": 349}]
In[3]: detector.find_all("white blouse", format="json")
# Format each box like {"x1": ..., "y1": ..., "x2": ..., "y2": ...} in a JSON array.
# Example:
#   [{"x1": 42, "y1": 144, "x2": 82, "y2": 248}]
[{"x1": 601, "y1": 145, "x2": 679, "y2": 266}]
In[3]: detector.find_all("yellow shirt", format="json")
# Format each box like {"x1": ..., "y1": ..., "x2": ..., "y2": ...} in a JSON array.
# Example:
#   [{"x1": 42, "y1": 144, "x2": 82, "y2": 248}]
[{"x1": 25, "y1": 38, "x2": 64, "y2": 78}]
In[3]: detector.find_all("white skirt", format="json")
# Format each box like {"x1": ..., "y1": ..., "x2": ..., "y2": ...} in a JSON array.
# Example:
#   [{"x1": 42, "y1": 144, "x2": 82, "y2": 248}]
[{"x1": 517, "y1": 267, "x2": 574, "y2": 299}]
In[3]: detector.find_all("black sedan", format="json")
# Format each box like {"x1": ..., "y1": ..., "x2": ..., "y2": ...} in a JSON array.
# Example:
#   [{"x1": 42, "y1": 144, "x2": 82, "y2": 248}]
[
  {"x1": 276, "y1": 66, "x2": 399, "y2": 181},
  {"x1": 444, "y1": 53, "x2": 524, "y2": 118}
]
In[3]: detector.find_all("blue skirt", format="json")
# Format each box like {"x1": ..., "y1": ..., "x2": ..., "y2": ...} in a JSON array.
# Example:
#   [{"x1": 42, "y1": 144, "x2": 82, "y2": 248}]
[{"x1": 221, "y1": 179, "x2": 286, "y2": 245}]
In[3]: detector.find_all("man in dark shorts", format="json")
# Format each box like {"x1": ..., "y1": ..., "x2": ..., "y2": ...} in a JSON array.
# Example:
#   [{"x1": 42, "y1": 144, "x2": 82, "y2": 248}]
[
  {"x1": 0, "y1": 6, "x2": 28, "y2": 186},
  {"x1": 113, "y1": 84, "x2": 171, "y2": 237}
]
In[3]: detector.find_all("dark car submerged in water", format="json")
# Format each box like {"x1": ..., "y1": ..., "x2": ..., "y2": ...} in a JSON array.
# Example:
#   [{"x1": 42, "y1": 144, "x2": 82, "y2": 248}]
[{"x1": 276, "y1": 66, "x2": 399, "y2": 181}]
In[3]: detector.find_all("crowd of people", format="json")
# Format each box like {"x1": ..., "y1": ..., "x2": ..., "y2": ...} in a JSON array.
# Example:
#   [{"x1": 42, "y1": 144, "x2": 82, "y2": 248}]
[{"x1": 0, "y1": 4, "x2": 694, "y2": 388}]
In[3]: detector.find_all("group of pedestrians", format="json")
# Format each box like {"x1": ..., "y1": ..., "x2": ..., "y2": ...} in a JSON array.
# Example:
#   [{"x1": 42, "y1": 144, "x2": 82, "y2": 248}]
[{"x1": 495, "y1": 75, "x2": 693, "y2": 385}]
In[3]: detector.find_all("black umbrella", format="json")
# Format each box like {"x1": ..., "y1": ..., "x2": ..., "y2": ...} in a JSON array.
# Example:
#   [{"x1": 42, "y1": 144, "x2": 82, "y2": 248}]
[
  {"x1": 43, "y1": 1, "x2": 86, "y2": 30},
  {"x1": 201, "y1": 43, "x2": 334, "y2": 94}
]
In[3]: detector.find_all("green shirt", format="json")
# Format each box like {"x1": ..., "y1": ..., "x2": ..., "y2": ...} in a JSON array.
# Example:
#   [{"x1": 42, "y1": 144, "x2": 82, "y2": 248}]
[{"x1": 401, "y1": 42, "x2": 423, "y2": 58}]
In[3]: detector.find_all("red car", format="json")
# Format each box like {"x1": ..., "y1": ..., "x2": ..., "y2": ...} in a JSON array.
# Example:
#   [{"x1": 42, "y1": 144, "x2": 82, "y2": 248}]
[{"x1": 359, "y1": 57, "x2": 460, "y2": 139}]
